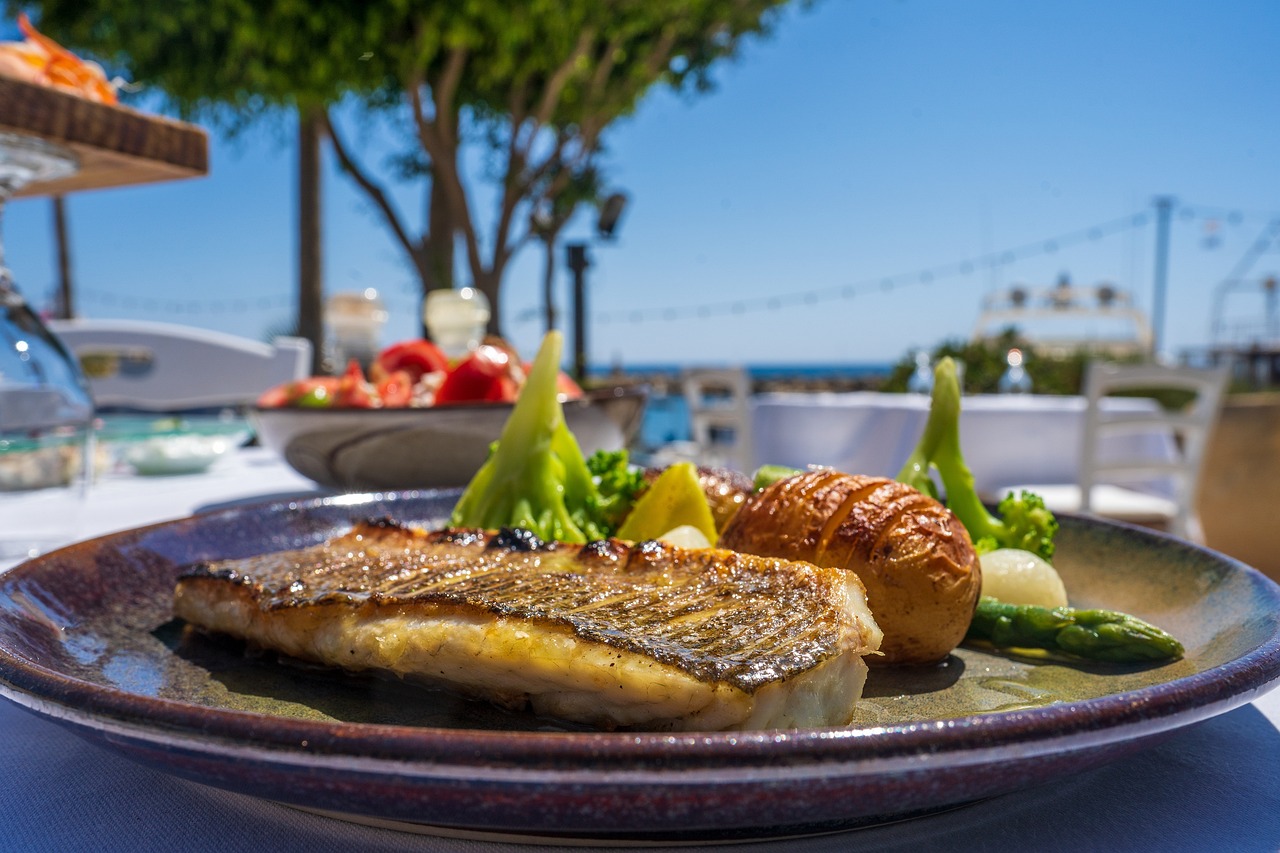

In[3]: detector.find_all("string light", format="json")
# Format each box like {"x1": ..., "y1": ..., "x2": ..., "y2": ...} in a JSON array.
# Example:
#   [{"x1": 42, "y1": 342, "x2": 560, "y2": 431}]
[
  {"x1": 63, "y1": 201, "x2": 1280, "y2": 327},
  {"x1": 541, "y1": 209, "x2": 1152, "y2": 326},
  {"x1": 73, "y1": 290, "x2": 421, "y2": 319},
  {"x1": 502, "y1": 203, "x2": 1280, "y2": 327}
]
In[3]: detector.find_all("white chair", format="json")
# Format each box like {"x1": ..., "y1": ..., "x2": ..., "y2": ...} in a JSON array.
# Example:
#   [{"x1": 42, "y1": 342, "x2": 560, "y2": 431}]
[
  {"x1": 47, "y1": 319, "x2": 312, "y2": 411},
  {"x1": 680, "y1": 366, "x2": 754, "y2": 472},
  {"x1": 1000, "y1": 361, "x2": 1229, "y2": 543}
]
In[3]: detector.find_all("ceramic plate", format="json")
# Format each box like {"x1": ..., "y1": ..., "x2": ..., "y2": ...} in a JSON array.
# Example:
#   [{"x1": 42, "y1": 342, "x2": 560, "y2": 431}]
[
  {"x1": 0, "y1": 492, "x2": 1278, "y2": 843},
  {"x1": 250, "y1": 386, "x2": 646, "y2": 491}
]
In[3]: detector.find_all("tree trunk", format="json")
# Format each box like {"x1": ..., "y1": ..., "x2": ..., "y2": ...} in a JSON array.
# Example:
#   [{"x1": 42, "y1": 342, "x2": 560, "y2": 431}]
[
  {"x1": 473, "y1": 270, "x2": 503, "y2": 338},
  {"x1": 297, "y1": 106, "x2": 325, "y2": 374},
  {"x1": 541, "y1": 234, "x2": 559, "y2": 334},
  {"x1": 51, "y1": 196, "x2": 74, "y2": 319},
  {"x1": 420, "y1": 178, "x2": 455, "y2": 338}
]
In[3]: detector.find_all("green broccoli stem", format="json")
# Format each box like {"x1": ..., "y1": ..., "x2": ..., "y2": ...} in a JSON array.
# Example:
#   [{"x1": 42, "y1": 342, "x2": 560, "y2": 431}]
[
  {"x1": 895, "y1": 358, "x2": 1000, "y2": 537},
  {"x1": 967, "y1": 597, "x2": 1184, "y2": 663},
  {"x1": 895, "y1": 361, "x2": 952, "y2": 499},
  {"x1": 449, "y1": 331, "x2": 600, "y2": 542},
  {"x1": 925, "y1": 376, "x2": 1006, "y2": 545},
  {"x1": 895, "y1": 358, "x2": 1058, "y2": 559}
]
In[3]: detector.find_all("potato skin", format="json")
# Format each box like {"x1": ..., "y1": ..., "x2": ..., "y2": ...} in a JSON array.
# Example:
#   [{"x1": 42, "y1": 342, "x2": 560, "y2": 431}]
[{"x1": 718, "y1": 469, "x2": 980, "y2": 665}]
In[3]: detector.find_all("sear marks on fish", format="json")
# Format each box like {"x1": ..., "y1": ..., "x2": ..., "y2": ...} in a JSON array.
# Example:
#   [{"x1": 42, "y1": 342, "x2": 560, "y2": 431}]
[{"x1": 174, "y1": 519, "x2": 882, "y2": 731}]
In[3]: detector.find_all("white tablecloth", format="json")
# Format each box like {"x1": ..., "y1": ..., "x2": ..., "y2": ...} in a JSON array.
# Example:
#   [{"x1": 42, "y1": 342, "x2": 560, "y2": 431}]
[
  {"x1": 751, "y1": 392, "x2": 1174, "y2": 496},
  {"x1": 2, "y1": 447, "x2": 1279, "y2": 851}
]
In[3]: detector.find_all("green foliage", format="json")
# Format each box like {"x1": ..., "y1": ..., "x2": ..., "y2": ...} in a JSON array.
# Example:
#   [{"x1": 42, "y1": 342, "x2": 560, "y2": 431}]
[
  {"x1": 18, "y1": 0, "x2": 796, "y2": 329},
  {"x1": 896, "y1": 358, "x2": 1059, "y2": 561},
  {"x1": 882, "y1": 329, "x2": 1090, "y2": 396},
  {"x1": 881, "y1": 329, "x2": 1198, "y2": 410}
]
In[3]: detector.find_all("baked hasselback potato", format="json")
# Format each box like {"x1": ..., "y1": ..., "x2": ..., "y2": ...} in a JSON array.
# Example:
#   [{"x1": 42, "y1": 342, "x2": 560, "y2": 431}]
[{"x1": 719, "y1": 469, "x2": 980, "y2": 665}]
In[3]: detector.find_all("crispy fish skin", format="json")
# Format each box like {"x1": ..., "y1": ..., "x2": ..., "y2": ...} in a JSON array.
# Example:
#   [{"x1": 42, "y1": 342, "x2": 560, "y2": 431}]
[{"x1": 173, "y1": 520, "x2": 882, "y2": 731}]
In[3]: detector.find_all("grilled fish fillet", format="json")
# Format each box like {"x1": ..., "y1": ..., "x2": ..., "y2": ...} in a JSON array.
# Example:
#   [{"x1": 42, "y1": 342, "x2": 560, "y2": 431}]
[{"x1": 173, "y1": 520, "x2": 882, "y2": 731}]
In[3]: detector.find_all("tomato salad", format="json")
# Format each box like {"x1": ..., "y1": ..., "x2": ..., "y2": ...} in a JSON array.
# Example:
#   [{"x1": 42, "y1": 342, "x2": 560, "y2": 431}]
[{"x1": 256, "y1": 338, "x2": 584, "y2": 409}]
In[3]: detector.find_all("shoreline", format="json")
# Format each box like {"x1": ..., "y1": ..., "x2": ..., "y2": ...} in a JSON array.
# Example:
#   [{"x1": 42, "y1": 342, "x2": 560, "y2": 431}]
[{"x1": 587, "y1": 364, "x2": 893, "y2": 396}]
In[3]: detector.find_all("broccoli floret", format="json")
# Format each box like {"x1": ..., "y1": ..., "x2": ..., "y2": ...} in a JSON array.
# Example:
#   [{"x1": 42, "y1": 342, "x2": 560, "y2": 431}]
[
  {"x1": 586, "y1": 449, "x2": 646, "y2": 533},
  {"x1": 450, "y1": 331, "x2": 614, "y2": 543},
  {"x1": 988, "y1": 489, "x2": 1059, "y2": 559},
  {"x1": 896, "y1": 357, "x2": 1059, "y2": 561},
  {"x1": 752, "y1": 463, "x2": 803, "y2": 491}
]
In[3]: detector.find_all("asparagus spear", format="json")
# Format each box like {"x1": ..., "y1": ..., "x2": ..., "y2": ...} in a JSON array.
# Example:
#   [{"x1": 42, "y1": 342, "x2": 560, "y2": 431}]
[{"x1": 967, "y1": 597, "x2": 1184, "y2": 663}]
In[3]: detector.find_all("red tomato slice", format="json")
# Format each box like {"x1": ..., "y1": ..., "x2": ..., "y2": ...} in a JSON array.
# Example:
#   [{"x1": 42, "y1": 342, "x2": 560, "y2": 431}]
[
  {"x1": 372, "y1": 340, "x2": 449, "y2": 383},
  {"x1": 256, "y1": 376, "x2": 340, "y2": 408},
  {"x1": 435, "y1": 344, "x2": 522, "y2": 404},
  {"x1": 335, "y1": 359, "x2": 376, "y2": 408},
  {"x1": 256, "y1": 382, "x2": 294, "y2": 408},
  {"x1": 376, "y1": 369, "x2": 414, "y2": 408}
]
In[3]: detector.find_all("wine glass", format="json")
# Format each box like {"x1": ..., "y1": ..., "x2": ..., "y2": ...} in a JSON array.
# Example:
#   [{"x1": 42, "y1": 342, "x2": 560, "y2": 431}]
[
  {"x1": 424, "y1": 286, "x2": 491, "y2": 358},
  {"x1": 0, "y1": 131, "x2": 96, "y2": 563}
]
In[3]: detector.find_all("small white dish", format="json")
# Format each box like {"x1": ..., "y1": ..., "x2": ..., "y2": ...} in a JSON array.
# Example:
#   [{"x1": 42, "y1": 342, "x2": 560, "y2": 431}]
[{"x1": 123, "y1": 434, "x2": 234, "y2": 476}]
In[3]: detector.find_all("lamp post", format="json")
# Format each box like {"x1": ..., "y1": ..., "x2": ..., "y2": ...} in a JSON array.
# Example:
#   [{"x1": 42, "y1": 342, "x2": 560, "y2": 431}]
[
  {"x1": 566, "y1": 242, "x2": 590, "y2": 382},
  {"x1": 563, "y1": 191, "x2": 628, "y2": 383}
]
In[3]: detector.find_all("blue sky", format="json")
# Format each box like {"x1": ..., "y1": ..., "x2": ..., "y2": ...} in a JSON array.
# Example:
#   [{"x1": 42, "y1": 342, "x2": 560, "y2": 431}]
[{"x1": 4, "y1": 0, "x2": 1279, "y2": 369}]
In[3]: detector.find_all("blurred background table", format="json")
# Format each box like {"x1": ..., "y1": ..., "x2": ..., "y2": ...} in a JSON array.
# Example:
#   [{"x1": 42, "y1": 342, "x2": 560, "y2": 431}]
[
  {"x1": 751, "y1": 391, "x2": 1175, "y2": 498},
  {"x1": 0, "y1": 438, "x2": 322, "y2": 572}
]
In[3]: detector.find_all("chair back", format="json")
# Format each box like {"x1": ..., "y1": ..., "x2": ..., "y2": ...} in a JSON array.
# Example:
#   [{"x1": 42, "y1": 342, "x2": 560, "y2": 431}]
[
  {"x1": 1079, "y1": 360, "x2": 1229, "y2": 540},
  {"x1": 48, "y1": 319, "x2": 312, "y2": 412},
  {"x1": 681, "y1": 367, "x2": 753, "y2": 471}
]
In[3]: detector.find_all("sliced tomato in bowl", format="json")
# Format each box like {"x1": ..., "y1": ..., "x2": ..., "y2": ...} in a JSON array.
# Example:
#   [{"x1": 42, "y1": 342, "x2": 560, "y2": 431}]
[
  {"x1": 256, "y1": 376, "x2": 342, "y2": 408},
  {"x1": 375, "y1": 369, "x2": 415, "y2": 408},
  {"x1": 334, "y1": 359, "x2": 377, "y2": 408},
  {"x1": 435, "y1": 343, "x2": 524, "y2": 404},
  {"x1": 370, "y1": 340, "x2": 449, "y2": 383}
]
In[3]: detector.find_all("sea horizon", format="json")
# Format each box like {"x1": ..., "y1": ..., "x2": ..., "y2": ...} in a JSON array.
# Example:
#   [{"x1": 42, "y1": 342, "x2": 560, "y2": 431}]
[{"x1": 588, "y1": 361, "x2": 896, "y2": 382}]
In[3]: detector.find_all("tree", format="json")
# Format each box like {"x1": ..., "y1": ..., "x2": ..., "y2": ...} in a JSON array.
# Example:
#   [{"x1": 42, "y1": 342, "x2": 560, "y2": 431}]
[{"x1": 23, "y1": 0, "x2": 795, "y2": 337}]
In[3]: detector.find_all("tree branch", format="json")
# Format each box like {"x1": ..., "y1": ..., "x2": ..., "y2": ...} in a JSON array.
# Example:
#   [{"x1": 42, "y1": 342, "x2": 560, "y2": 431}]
[
  {"x1": 530, "y1": 27, "x2": 597, "y2": 132},
  {"x1": 406, "y1": 71, "x2": 445, "y2": 161},
  {"x1": 434, "y1": 45, "x2": 469, "y2": 142},
  {"x1": 321, "y1": 109, "x2": 420, "y2": 267},
  {"x1": 406, "y1": 71, "x2": 484, "y2": 280},
  {"x1": 587, "y1": 33, "x2": 626, "y2": 108},
  {"x1": 642, "y1": 24, "x2": 680, "y2": 81},
  {"x1": 487, "y1": 31, "x2": 597, "y2": 284},
  {"x1": 580, "y1": 24, "x2": 678, "y2": 156}
]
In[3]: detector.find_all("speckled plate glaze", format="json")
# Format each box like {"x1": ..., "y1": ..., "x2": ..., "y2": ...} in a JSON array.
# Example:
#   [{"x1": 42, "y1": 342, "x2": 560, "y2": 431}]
[{"x1": 1, "y1": 491, "x2": 1279, "y2": 843}]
